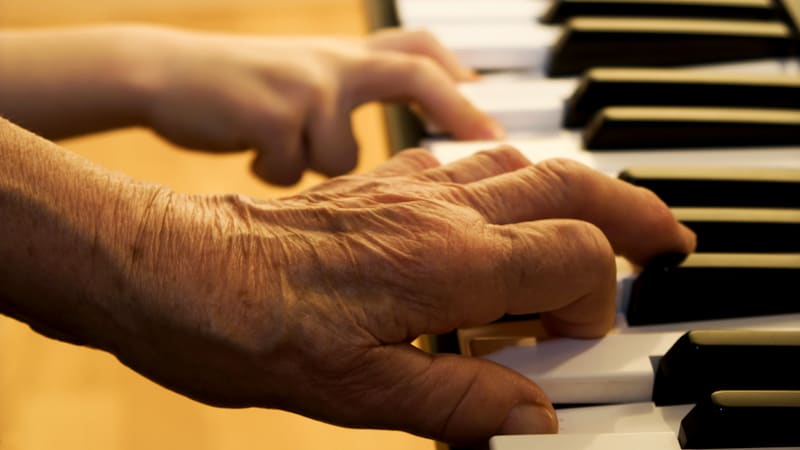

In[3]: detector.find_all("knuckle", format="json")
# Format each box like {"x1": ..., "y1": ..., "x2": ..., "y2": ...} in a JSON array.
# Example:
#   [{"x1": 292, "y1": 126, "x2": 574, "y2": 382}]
[
  {"x1": 303, "y1": 70, "x2": 335, "y2": 105},
  {"x1": 406, "y1": 28, "x2": 440, "y2": 49},
  {"x1": 397, "y1": 148, "x2": 440, "y2": 170},
  {"x1": 535, "y1": 158, "x2": 592, "y2": 185},
  {"x1": 400, "y1": 54, "x2": 441, "y2": 79},
  {"x1": 474, "y1": 146, "x2": 530, "y2": 172},
  {"x1": 529, "y1": 158, "x2": 596, "y2": 213}
]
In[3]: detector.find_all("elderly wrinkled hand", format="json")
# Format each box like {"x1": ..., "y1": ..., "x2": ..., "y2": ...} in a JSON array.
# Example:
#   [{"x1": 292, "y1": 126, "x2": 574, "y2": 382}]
[{"x1": 103, "y1": 146, "x2": 695, "y2": 447}]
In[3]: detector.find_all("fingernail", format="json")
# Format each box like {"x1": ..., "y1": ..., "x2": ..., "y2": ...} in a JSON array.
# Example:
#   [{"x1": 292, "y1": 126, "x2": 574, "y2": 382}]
[{"x1": 499, "y1": 404, "x2": 558, "y2": 435}]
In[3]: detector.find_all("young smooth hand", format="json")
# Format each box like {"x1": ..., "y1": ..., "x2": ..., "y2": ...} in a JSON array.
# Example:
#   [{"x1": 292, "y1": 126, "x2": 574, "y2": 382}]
[{"x1": 0, "y1": 25, "x2": 501, "y2": 184}]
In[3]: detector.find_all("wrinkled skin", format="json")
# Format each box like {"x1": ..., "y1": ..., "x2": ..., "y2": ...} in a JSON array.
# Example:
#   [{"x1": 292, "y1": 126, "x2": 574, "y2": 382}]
[{"x1": 105, "y1": 147, "x2": 695, "y2": 447}]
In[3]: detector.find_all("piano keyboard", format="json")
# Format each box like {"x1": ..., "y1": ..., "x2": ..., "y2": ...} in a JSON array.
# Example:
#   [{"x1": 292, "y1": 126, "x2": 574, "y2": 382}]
[
  {"x1": 491, "y1": 392, "x2": 800, "y2": 449},
  {"x1": 541, "y1": 0, "x2": 781, "y2": 23},
  {"x1": 390, "y1": 0, "x2": 800, "y2": 73},
  {"x1": 364, "y1": 0, "x2": 800, "y2": 448},
  {"x1": 483, "y1": 325, "x2": 800, "y2": 402},
  {"x1": 618, "y1": 166, "x2": 800, "y2": 208}
]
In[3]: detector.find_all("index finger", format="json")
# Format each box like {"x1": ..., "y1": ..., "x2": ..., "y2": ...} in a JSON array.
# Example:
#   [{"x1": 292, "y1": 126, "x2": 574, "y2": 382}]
[
  {"x1": 366, "y1": 28, "x2": 477, "y2": 81},
  {"x1": 452, "y1": 157, "x2": 697, "y2": 265},
  {"x1": 348, "y1": 52, "x2": 504, "y2": 140}
]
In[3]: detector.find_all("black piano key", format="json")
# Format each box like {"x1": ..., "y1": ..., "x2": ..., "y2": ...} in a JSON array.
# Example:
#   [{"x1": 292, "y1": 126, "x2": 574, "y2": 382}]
[
  {"x1": 582, "y1": 106, "x2": 800, "y2": 150},
  {"x1": 626, "y1": 253, "x2": 800, "y2": 325},
  {"x1": 775, "y1": 0, "x2": 800, "y2": 33},
  {"x1": 618, "y1": 166, "x2": 800, "y2": 208},
  {"x1": 547, "y1": 18, "x2": 793, "y2": 77},
  {"x1": 541, "y1": 0, "x2": 777, "y2": 24},
  {"x1": 672, "y1": 208, "x2": 800, "y2": 253},
  {"x1": 563, "y1": 68, "x2": 800, "y2": 128},
  {"x1": 652, "y1": 330, "x2": 800, "y2": 406},
  {"x1": 678, "y1": 390, "x2": 800, "y2": 448}
]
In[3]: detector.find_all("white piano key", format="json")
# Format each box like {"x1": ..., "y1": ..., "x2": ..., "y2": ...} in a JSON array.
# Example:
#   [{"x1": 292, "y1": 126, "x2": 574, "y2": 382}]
[
  {"x1": 494, "y1": 403, "x2": 800, "y2": 450},
  {"x1": 425, "y1": 134, "x2": 800, "y2": 176},
  {"x1": 492, "y1": 405, "x2": 800, "y2": 450},
  {"x1": 421, "y1": 23, "x2": 559, "y2": 71},
  {"x1": 484, "y1": 332, "x2": 682, "y2": 404},
  {"x1": 425, "y1": 75, "x2": 577, "y2": 134},
  {"x1": 556, "y1": 403, "x2": 690, "y2": 434},
  {"x1": 490, "y1": 432, "x2": 681, "y2": 450},
  {"x1": 411, "y1": 19, "x2": 799, "y2": 72},
  {"x1": 492, "y1": 436, "x2": 800, "y2": 450},
  {"x1": 459, "y1": 73, "x2": 579, "y2": 98},
  {"x1": 433, "y1": 61, "x2": 800, "y2": 135},
  {"x1": 396, "y1": 0, "x2": 549, "y2": 26},
  {"x1": 482, "y1": 314, "x2": 800, "y2": 404},
  {"x1": 484, "y1": 332, "x2": 681, "y2": 404}
]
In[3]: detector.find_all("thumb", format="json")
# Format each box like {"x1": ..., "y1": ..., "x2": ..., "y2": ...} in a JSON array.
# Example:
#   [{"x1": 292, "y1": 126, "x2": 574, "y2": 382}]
[{"x1": 360, "y1": 345, "x2": 558, "y2": 447}]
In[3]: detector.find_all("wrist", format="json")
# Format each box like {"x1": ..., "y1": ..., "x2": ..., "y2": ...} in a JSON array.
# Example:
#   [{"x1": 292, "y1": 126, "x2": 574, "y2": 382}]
[
  {"x1": 93, "y1": 24, "x2": 167, "y2": 129},
  {"x1": 84, "y1": 183, "x2": 178, "y2": 351},
  {"x1": 0, "y1": 118, "x2": 152, "y2": 348},
  {"x1": 0, "y1": 25, "x2": 171, "y2": 137}
]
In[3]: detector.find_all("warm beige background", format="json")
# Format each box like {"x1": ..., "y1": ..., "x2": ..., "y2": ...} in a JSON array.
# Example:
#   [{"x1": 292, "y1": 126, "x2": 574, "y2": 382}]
[{"x1": 0, "y1": 1, "x2": 435, "y2": 449}]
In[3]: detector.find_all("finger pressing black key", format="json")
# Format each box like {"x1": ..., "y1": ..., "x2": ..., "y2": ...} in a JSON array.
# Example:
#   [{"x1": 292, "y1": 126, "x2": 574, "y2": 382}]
[
  {"x1": 672, "y1": 208, "x2": 800, "y2": 253},
  {"x1": 626, "y1": 253, "x2": 800, "y2": 325}
]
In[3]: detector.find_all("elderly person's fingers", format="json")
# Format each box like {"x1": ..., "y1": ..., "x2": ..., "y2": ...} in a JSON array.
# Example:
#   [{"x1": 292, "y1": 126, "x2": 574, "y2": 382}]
[
  {"x1": 367, "y1": 148, "x2": 442, "y2": 177},
  {"x1": 340, "y1": 344, "x2": 558, "y2": 447},
  {"x1": 441, "y1": 157, "x2": 696, "y2": 265},
  {"x1": 413, "y1": 145, "x2": 532, "y2": 183}
]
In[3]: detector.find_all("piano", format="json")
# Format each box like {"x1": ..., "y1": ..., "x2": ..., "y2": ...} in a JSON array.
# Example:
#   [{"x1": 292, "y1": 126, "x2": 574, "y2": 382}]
[{"x1": 364, "y1": 1, "x2": 800, "y2": 449}]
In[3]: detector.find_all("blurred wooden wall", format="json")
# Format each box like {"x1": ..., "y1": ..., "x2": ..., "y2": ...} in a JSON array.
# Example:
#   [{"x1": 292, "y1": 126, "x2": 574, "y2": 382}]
[{"x1": 0, "y1": 1, "x2": 433, "y2": 449}]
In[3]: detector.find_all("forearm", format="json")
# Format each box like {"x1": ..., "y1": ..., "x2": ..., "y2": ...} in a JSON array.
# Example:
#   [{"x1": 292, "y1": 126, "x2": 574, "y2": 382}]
[
  {"x1": 0, "y1": 115, "x2": 295, "y2": 406},
  {"x1": 0, "y1": 25, "x2": 158, "y2": 139},
  {"x1": 0, "y1": 116, "x2": 166, "y2": 349}
]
